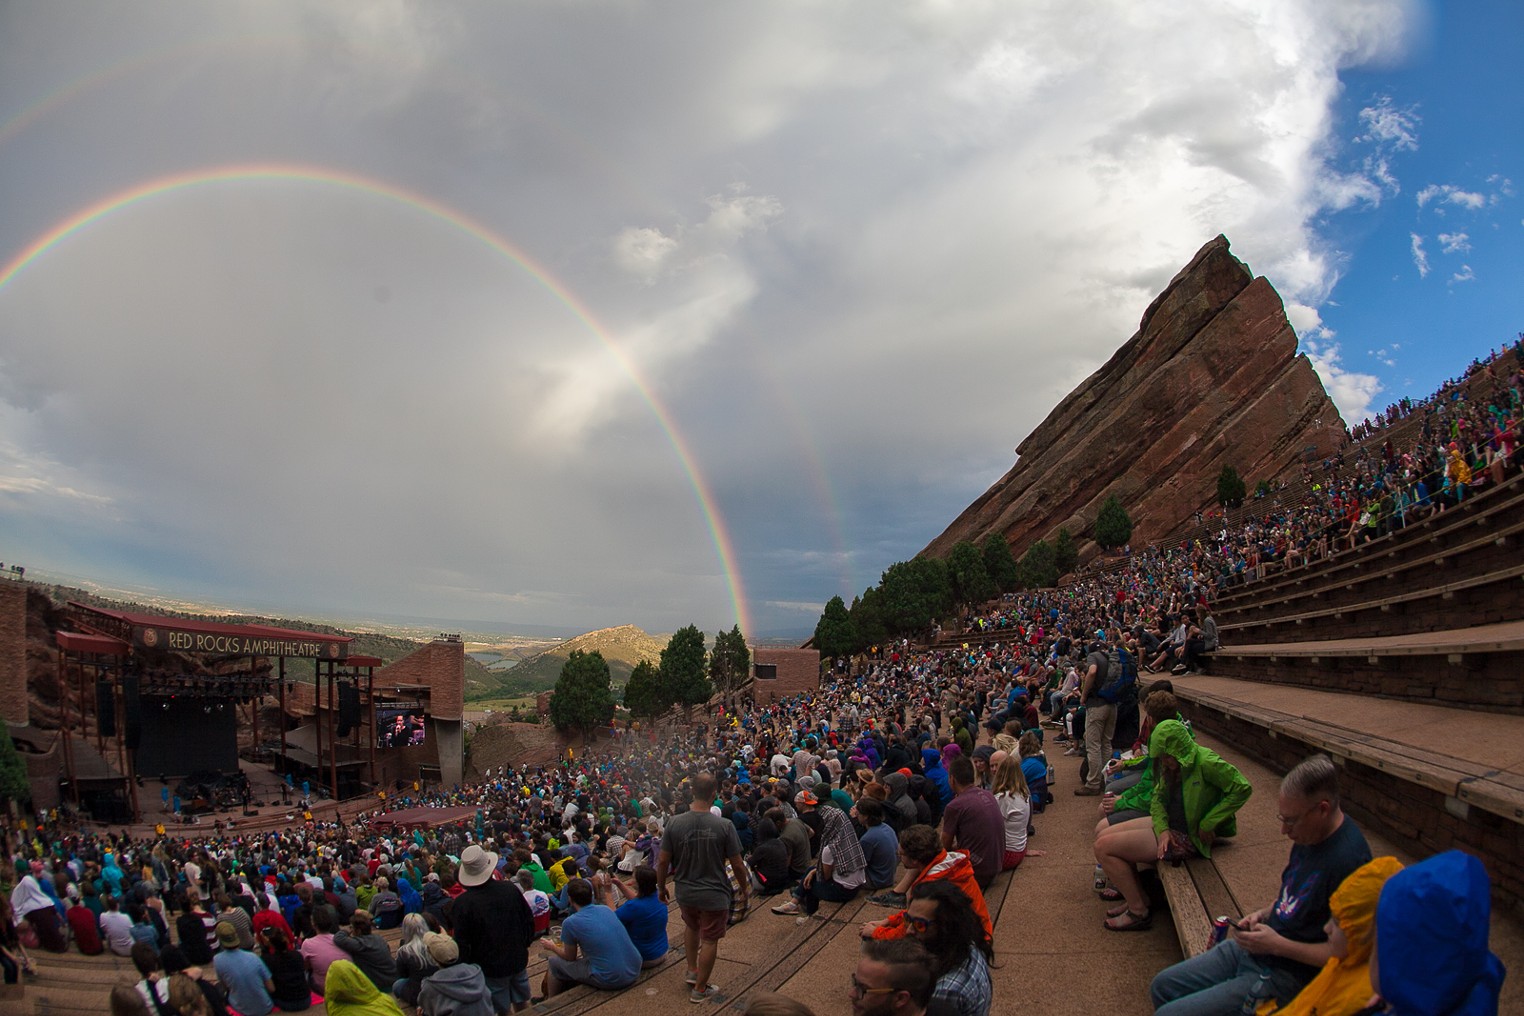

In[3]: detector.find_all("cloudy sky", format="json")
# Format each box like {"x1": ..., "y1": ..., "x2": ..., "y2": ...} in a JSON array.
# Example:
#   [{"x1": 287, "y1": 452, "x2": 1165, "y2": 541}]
[{"x1": 0, "y1": 1, "x2": 1519, "y2": 638}]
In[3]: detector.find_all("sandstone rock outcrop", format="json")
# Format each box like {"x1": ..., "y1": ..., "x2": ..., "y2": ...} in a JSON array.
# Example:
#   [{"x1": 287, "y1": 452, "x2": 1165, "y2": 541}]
[{"x1": 923, "y1": 235, "x2": 1346, "y2": 563}]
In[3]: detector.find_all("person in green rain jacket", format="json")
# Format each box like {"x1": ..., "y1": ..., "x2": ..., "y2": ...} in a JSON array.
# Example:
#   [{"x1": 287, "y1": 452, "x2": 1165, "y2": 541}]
[{"x1": 1094, "y1": 719, "x2": 1251, "y2": 932}]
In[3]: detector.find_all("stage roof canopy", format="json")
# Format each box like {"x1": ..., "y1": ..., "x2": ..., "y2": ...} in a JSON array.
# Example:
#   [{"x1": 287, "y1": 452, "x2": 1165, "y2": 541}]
[{"x1": 71, "y1": 602, "x2": 353, "y2": 660}]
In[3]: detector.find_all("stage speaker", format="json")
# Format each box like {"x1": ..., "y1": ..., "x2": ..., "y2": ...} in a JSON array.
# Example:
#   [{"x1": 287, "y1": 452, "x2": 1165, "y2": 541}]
[
  {"x1": 96, "y1": 680, "x2": 117, "y2": 737},
  {"x1": 337, "y1": 682, "x2": 360, "y2": 737},
  {"x1": 123, "y1": 675, "x2": 142, "y2": 751}
]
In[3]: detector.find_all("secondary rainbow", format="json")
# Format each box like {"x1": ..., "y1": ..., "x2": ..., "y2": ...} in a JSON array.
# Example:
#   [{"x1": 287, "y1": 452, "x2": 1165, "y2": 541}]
[{"x1": 0, "y1": 163, "x2": 752, "y2": 636}]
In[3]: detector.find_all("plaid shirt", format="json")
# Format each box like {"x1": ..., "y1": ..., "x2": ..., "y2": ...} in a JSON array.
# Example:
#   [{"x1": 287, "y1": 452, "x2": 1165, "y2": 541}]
[{"x1": 932, "y1": 946, "x2": 991, "y2": 1016}]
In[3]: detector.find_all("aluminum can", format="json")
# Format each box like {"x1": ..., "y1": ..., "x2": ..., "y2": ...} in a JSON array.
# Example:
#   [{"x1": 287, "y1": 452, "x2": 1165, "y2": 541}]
[{"x1": 1209, "y1": 916, "x2": 1232, "y2": 946}]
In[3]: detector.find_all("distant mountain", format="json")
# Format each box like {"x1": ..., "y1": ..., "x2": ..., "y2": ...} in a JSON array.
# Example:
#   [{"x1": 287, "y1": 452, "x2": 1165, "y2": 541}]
[{"x1": 474, "y1": 624, "x2": 667, "y2": 697}]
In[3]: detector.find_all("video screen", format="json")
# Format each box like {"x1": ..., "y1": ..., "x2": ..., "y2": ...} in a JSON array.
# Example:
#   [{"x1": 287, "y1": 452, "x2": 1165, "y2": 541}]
[{"x1": 376, "y1": 708, "x2": 427, "y2": 749}]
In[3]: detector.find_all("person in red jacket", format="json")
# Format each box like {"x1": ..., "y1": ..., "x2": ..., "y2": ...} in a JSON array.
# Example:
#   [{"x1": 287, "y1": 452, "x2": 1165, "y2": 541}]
[{"x1": 858, "y1": 825, "x2": 990, "y2": 942}]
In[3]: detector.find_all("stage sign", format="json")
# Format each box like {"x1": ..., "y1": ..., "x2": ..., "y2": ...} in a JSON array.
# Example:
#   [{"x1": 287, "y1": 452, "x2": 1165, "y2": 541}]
[{"x1": 135, "y1": 624, "x2": 348, "y2": 659}]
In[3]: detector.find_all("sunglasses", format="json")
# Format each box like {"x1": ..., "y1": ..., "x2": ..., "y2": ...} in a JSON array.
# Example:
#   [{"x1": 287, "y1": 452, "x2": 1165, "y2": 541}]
[{"x1": 904, "y1": 914, "x2": 935, "y2": 932}]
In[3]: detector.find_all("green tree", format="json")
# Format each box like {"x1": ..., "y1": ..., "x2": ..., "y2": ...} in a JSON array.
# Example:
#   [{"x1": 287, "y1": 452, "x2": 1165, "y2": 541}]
[
  {"x1": 0, "y1": 730, "x2": 29, "y2": 811},
  {"x1": 981, "y1": 533, "x2": 1020, "y2": 594},
  {"x1": 1054, "y1": 527, "x2": 1079, "y2": 576},
  {"x1": 1094, "y1": 494, "x2": 1133, "y2": 550},
  {"x1": 709, "y1": 625, "x2": 751, "y2": 697},
  {"x1": 622, "y1": 659, "x2": 667, "y2": 720},
  {"x1": 548, "y1": 649, "x2": 616, "y2": 743},
  {"x1": 813, "y1": 595, "x2": 857, "y2": 659},
  {"x1": 660, "y1": 624, "x2": 711, "y2": 710},
  {"x1": 848, "y1": 587, "x2": 889, "y2": 653},
  {"x1": 1019, "y1": 539, "x2": 1059, "y2": 590},
  {"x1": 948, "y1": 540, "x2": 997, "y2": 606},
  {"x1": 1217, "y1": 465, "x2": 1247, "y2": 509},
  {"x1": 878, "y1": 557, "x2": 952, "y2": 636}
]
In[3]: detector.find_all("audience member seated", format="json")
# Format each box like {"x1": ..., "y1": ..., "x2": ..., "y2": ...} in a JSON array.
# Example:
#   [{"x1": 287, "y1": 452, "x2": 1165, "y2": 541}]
[
  {"x1": 416, "y1": 932, "x2": 493, "y2": 1016},
  {"x1": 536, "y1": 878, "x2": 642, "y2": 999},
  {"x1": 1096, "y1": 717, "x2": 1251, "y2": 932},
  {"x1": 1150, "y1": 755, "x2": 1371, "y2": 1013},
  {"x1": 772, "y1": 806, "x2": 867, "y2": 916},
  {"x1": 1370, "y1": 850, "x2": 1506, "y2": 1016},
  {"x1": 1273, "y1": 856, "x2": 1402, "y2": 1016},
  {"x1": 860, "y1": 824, "x2": 990, "y2": 943},
  {"x1": 905, "y1": 881, "x2": 992, "y2": 1016}
]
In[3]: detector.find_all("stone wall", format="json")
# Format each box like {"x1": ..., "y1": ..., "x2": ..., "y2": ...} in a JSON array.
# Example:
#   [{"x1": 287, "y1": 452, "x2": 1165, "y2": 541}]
[
  {"x1": 0, "y1": 581, "x2": 27, "y2": 725},
  {"x1": 751, "y1": 647, "x2": 820, "y2": 703}
]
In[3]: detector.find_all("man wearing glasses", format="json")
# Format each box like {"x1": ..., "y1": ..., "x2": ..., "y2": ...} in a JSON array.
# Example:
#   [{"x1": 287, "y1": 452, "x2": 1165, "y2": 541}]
[
  {"x1": 1149, "y1": 754, "x2": 1372, "y2": 1015},
  {"x1": 850, "y1": 939, "x2": 935, "y2": 1016}
]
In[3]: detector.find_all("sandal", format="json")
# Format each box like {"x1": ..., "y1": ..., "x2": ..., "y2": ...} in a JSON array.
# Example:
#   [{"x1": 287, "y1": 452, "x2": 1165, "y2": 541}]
[
  {"x1": 1097, "y1": 886, "x2": 1124, "y2": 901},
  {"x1": 1106, "y1": 903, "x2": 1131, "y2": 918},
  {"x1": 1103, "y1": 909, "x2": 1152, "y2": 932}
]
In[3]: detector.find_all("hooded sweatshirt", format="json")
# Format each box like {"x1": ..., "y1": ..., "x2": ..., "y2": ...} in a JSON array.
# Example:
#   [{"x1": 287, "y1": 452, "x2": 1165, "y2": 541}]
[
  {"x1": 323, "y1": 959, "x2": 405, "y2": 1016},
  {"x1": 870, "y1": 849, "x2": 991, "y2": 942},
  {"x1": 1374, "y1": 851, "x2": 1506, "y2": 1016},
  {"x1": 417, "y1": 962, "x2": 494, "y2": 1016}
]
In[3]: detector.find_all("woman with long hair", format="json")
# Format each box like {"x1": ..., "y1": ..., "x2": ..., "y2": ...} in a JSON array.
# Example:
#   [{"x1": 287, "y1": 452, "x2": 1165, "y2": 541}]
[
  {"x1": 389, "y1": 913, "x2": 436, "y2": 1007},
  {"x1": 989, "y1": 756, "x2": 1030, "y2": 870}
]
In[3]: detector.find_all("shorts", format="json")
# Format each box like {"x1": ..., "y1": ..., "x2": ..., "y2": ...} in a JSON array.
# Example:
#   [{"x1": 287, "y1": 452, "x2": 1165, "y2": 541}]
[
  {"x1": 679, "y1": 905, "x2": 730, "y2": 942},
  {"x1": 1002, "y1": 849, "x2": 1025, "y2": 870},
  {"x1": 1107, "y1": 808, "x2": 1149, "y2": 826},
  {"x1": 483, "y1": 971, "x2": 531, "y2": 1013}
]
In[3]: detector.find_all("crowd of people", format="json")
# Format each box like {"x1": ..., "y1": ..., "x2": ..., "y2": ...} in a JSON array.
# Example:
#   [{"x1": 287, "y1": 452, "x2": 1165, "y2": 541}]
[{"x1": 5, "y1": 341, "x2": 1519, "y2": 1016}]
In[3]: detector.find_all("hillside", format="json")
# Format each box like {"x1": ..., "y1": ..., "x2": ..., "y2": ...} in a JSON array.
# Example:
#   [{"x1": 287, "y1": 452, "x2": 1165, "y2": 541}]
[{"x1": 471, "y1": 624, "x2": 666, "y2": 698}]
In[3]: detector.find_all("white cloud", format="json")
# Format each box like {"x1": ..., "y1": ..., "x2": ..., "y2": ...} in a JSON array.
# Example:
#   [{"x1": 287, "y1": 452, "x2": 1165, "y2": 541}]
[
  {"x1": 1437, "y1": 231, "x2": 1470, "y2": 254},
  {"x1": 1302, "y1": 339, "x2": 1382, "y2": 421},
  {"x1": 1355, "y1": 95, "x2": 1420, "y2": 150},
  {"x1": 1417, "y1": 184, "x2": 1486, "y2": 210},
  {"x1": 1409, "y1": 233, "x2": 1430, "y2": 277},
  {"x1": 1450, "y1": 264, "x2": 1475, "y2": 284}
]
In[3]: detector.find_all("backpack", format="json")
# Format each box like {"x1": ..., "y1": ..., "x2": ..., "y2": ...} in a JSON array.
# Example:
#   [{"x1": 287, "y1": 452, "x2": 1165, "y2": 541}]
[{"x1": 1097, "y1": 646, "x2": 1136, "y2": 704}]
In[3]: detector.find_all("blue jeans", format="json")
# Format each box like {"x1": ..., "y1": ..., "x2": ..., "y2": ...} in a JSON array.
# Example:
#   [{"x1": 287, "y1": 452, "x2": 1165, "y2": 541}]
[{"x1": 1150, "y1": 941, "x2": 1310, "y2": 1016}]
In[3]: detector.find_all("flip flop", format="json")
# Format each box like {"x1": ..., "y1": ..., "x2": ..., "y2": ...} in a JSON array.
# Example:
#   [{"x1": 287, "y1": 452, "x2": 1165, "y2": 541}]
[
  {"x1": 1104, "y1": 910, "x2": 1152, "y2": 932},
  {"x1": 1106, "y1": 903, "x2": 1133, "y2": 918}
]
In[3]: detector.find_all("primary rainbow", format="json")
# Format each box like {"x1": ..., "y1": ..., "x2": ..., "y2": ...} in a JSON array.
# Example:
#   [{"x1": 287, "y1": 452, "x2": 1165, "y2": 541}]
[{"x1": 0, "y1": 163, "x2": 753, "y2": 637}]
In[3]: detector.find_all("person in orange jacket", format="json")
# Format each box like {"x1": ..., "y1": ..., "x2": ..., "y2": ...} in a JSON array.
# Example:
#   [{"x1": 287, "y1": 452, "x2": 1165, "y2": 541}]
[{"x1": 858, "y1": 825, "x2": 990, "y2": 942}]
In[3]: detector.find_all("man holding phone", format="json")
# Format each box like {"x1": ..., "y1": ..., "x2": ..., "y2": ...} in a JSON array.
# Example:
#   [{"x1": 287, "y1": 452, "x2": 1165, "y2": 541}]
[{"x1": 1149, "y1": 754, "x2": 1371, "y2": 1015}]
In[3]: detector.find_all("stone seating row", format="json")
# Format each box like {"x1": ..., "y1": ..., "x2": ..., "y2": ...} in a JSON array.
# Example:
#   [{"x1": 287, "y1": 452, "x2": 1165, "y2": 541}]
[
  {"x1": 1200, "y1": 619, "x2": 1524, "y2": 713},
  {"x1": 1212, "y1": 469, "x2": 1524, "y2": 613},
  {"x1": 1216, "y1": 558, "x2": 1524, "y2": 644}
]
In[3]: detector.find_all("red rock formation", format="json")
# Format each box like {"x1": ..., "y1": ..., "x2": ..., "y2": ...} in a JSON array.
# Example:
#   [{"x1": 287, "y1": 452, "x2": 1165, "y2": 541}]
[{"x1": 923, "y1": 235, "x2": 1346, "y2": 563}]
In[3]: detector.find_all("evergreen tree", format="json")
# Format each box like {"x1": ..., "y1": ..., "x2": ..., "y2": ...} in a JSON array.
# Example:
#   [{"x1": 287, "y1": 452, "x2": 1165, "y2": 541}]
[
  {"x1": 981, "y1": 533, "x2": 1020, "y2": 593},
  {"x1": 848, "y1": 587, "x2": 889, "y2": 653},
  {"x1": 709, "y1": 625, "x2": 751, "y2": 696},
  {"x1": 1217, "y1": 465, "x2": 1247, "y2": 509},
  {"x1": 879, "y1": 557, "x2": 952, "y2": 635},
  {"x1": 1019, "y1": 539, "x2": 1059, "y2": 589},
  {"x1": 0, "y1": 730, "x2": 29, "y2": 810},
  {"x1": 660, "y1": 624, "x2": 711, "y2": 710},
  {"x1": 948, "y1": 540, "x2": 996, "y2": 606},
  {"x1": 548, "y1": 649, "x2": 616, "y2": 742},
  {"x1": 814, "y1": 595, "x2": 857, "y2": 659},
  {"x1": 622, "y1": 659, "x2": 667, "y2": 720},
  {"x1": 1094, "y1": 495, "x2": 1134, "y2": 549},
  {"x1": 1054, "y1": 527, "x2": 1079, "y2": 576}
]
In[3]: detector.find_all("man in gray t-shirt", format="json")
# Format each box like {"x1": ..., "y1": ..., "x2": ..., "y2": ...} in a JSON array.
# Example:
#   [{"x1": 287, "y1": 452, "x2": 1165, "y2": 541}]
[{"x1": 658, "y1": 773, "x2": 750, "y2": 1003}]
